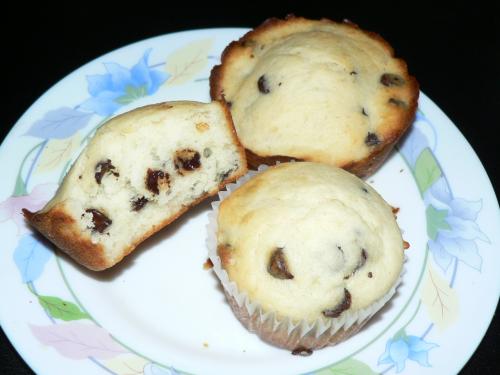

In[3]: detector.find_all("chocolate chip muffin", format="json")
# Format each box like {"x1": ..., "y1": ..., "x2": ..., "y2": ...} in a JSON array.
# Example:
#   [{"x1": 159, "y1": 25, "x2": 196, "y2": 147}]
[
  {"x1": 210, "y1": 16, "x2": 419, "y2": 177},
  {"x1": 208, "y1": 162, "x2": 404, "y2": 352},
  {"x1": 24, "y1": 101, "x2": 247, "y2": 271}
]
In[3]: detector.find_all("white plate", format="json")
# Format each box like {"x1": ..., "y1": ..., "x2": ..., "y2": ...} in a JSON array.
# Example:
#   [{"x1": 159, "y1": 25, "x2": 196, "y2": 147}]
[{"x1": 0, "y1": 28, "x2": 498, "y2": 375}]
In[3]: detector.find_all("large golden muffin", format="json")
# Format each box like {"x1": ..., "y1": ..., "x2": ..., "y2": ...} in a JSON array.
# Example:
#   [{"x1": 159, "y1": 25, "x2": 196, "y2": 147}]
[
  {"x1": 210, "y1": 162, "x2": 405, "y2": 352},
  {"x1": 210, "y1": 16, "x2": 419, "y2": 177}
]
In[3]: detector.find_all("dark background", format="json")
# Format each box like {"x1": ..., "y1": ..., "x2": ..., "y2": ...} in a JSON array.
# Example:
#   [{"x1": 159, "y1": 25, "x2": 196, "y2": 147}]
[{"x1": 1, "y1": 3, "x2": 498, "y2": 374}]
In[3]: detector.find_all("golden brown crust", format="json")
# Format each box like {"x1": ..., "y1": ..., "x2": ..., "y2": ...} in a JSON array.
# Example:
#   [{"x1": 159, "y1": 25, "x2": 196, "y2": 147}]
[
  {"x1": 23, "y1": 162, "x2": 247, "y2": 271},
  {"x1": 23, "y1": 207, "x2": 110, "y2": 271},
  {"x1": 210, "y1": 15, "x2": 402, "y2": 103},
  {"x1": 23, "y1": 100, "x2": 248, "y2": 271},
  {"x1": 216, "y1": 100, "x2": 248, "y2": 171},
  {"x1": 217, "y1": 244, "x2": 233, "y2": 267},
  {"x1": 210, "y1": 15, "x2": 419, "y2": 177},
  {"x1": 341, "y1": 77, "x2": 418, "y2": 178},
  {"x1": 245, "y1": 149, "x2": 299, "y2": 170}
]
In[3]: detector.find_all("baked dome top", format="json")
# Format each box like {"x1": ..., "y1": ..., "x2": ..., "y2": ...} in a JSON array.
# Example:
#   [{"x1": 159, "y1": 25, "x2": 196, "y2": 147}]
[
  {"x1": 217, "y1": 162, "x2": 404, "y2": 322},
  {"x1": 211, "y1": 16, "x2": 418, "y2": 176}
]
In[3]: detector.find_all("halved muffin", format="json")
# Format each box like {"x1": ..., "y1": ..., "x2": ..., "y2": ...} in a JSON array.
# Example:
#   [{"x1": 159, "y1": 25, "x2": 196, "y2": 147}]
[{"x1": 24, "y1": 101, "x2": 247, "y2": 270}]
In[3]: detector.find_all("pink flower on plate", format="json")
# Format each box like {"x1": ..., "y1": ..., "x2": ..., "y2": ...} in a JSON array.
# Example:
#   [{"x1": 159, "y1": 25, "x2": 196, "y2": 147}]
[
  {"x1": 30, "y1": 322, "x2": 128, "y2": 360},
  {"x1": 0, "y1": 184, "x2": 56, "y2": 235}
]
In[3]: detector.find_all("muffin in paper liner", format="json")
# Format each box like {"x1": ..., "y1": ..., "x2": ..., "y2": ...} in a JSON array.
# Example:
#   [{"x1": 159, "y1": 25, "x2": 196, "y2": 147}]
[{"x1": 206, "y1": 164, "x2": 405, "y2": 353}]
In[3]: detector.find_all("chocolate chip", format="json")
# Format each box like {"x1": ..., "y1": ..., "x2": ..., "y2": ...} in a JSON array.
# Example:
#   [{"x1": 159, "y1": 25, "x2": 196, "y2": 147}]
[
  {"x1": 146, "y1": 169, "x2": 170, "y2": 195},
  {"x1": 365, "y1": 132, "x2": 381, "y2": 146},
  {"x1": 388, "y1": 98, "x2": 407, "y2": 108},
  {"x1": 362, "y1": 108, "x2": 368, "y2": 116},
  {"x1": 203, "y1": 258, "x2": 214, "y2": 270},
  {"x1": 346, "y1": 248, "x2": 368, "y2": 279},
  {"x1": 203, "y1": 148, "x2": 212, "y2": 158},
  {"x1": 174, "y1": 149, "x2": 201, "y2": 174},
  {"x1": 380, "y1": 73, "x2": 405, "y2": 87},
  {"x1": 368, "y1": 272, "x2": 373, "y2": 278},
  {"x1": 217, "y1": 168, "x2": 235, "y2": 182},
  {"x1": 257, "y1": 75, "x2": 270, "y2": 94},
  {"x1": 359, "y1": 249, "x2": 367, "y2": 266},
  {"x1": 323, "y1": 289, "x2": 352, "y2": 318},
  {"x1": 292, "y1": 347, "x2": 313, "y2": 356},
  {"x1": 362, "y1": 187, "x2": 369, "y2": 193},
  {"x1": 131, "y1": 196, "x2": 148, "y2": 211},
  {"x1": 95, "y1": 159, "x2": 119, "y2": 184},
  {"x1": 268, "y1": 248, "x2": 294, "y2": 279},
  {"x1": 226, "y1": 101, "x2": 232, "y2": 108},
  {"x1": 85, "y1": 209, "x2": 111, "y2": 233},
  {"x1": 350, "y1": 70, "x2": 357, "y2": 75}
]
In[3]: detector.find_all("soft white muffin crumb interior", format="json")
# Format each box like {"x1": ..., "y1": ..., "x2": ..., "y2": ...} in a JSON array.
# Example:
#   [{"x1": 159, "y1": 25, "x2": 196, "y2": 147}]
[{"x1": 42, "y1": 101, "x2": 244, "y2": 265}]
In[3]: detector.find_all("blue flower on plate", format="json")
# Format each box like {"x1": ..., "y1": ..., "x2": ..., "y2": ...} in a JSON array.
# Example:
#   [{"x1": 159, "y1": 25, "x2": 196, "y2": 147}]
[
  {"x1": 143, "y1": 363, "x2": 179, "y2": 375},
  {"x1": 399, "y1": 125, "x2": 429, "y2": 168},
  {"x1": 399, "y1": 117, "x2": 488, "y2": 272},
  {"x1": 80, "y1": 49, "x2": 169, "y2": 116},
  {"x1": 424, "y1": 177, "x2": 489, "y2": 272},
  {"x1": 13, "y1": 234, "x2": 53, "y2": 283},
  {"x1": 378, "y1": 334, "x2": 438, "y2": 373}
]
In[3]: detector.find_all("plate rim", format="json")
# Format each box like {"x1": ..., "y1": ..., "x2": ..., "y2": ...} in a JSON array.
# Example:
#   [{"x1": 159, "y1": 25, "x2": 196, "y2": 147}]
[{"x1": 0, "y1": 27, "x2": 498, "y2": 375}]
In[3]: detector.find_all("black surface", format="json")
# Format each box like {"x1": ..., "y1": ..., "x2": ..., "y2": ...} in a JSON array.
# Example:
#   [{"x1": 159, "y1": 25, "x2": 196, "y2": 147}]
[{"x1": 1, "y1": 4, "x2": 498, "y2": 374}]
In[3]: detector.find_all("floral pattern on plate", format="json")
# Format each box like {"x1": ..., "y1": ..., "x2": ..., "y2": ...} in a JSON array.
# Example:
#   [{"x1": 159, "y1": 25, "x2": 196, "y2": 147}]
[{"x1": 0, "y1": 30, "x2": 496, "y2": 375}]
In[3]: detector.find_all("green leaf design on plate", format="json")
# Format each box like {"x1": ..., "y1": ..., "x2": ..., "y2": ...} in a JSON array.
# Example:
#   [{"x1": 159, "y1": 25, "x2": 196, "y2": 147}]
[
  {"x1": 114, "y1": 84, "x2": 148, "y2": 105},
  {"x1": 13, "y1": 173, "x2": 27, "y2": 196},
  {"x1": 315, "y1": 358, "x2": 377, "y2": 375},
  {"x1": 38, "y1": 295, "x2": 90, "y2": 321},
  {"x1": 414, "y1": 148, "x2": 441, "y2": 195},
  {"x1": 426, "y1": 205, "x2": 451, "y2": 240},
  {"x1": 392, "y1": 327, "x2": 408, "y2": 341}
]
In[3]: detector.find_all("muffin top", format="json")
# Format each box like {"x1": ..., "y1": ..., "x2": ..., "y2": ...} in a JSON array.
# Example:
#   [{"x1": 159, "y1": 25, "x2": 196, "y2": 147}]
[
  {"x1": 210, "y1": 16, "x2": 418, "y2": 176},
  {"x1": 217, "y1": 162, "x2": 404, "y2": 323}
]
